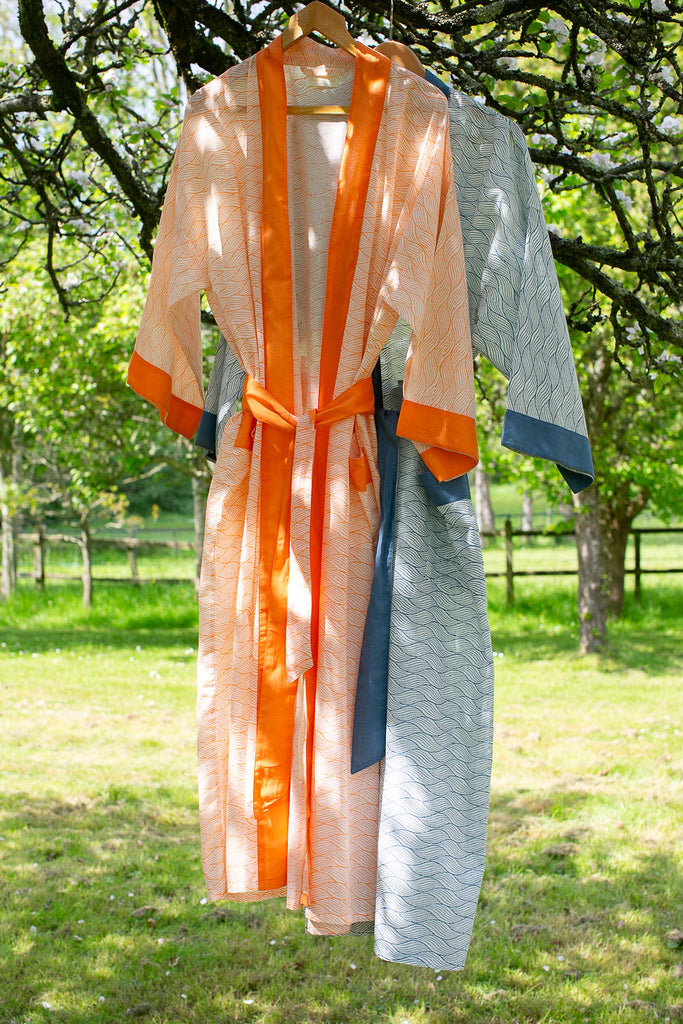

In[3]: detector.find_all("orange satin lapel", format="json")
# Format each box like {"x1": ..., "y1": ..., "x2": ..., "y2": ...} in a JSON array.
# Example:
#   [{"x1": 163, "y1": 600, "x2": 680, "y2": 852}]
[
  {"x1": 253, "y1": 37, "x2": 388, "y2": 894},
  {"x1": 307, "y1": 44, "x2": 389, "y2": 869},
  {"x1": 255, "y1": 37, "x2": 297, "y2": 890}
]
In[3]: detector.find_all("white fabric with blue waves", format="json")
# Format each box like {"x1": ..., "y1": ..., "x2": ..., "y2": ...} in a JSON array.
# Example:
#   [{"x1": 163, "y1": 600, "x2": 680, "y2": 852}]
[
  {"x1": 373, "y1": 367, "x2": 494, "y2": 969},
  {"x1": 448, "y1": 91, "x2": 593, "y2": 490}
]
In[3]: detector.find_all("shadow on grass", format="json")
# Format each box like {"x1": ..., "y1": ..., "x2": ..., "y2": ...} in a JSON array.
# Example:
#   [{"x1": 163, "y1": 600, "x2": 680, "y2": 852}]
[
  {"x1": 3, "y1": 787, "x2": 682, "y2": 1023},
  {"x1": 490, "y1": 625, "x2": 683, "y2": 676}
]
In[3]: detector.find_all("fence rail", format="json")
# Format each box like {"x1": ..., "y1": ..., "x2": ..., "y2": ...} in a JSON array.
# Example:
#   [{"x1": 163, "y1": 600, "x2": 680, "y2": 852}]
[
  {"x1": 16, "y1": 521, "x2": 683, "y2": 605},
  {"x1": 482, "y1": 522, "x2": 683, "y2": 606}
]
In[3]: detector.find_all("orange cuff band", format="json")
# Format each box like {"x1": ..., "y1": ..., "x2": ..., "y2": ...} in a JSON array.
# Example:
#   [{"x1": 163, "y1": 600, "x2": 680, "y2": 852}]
[{"x1": 127, "y1": 350, "x2": 203, "y2": 439}]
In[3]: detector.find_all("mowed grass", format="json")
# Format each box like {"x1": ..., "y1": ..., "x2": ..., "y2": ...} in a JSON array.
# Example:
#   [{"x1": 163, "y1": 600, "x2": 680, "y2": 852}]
[{"x1": 1, "y1": 580, "x2": 682, "y2": 1024}]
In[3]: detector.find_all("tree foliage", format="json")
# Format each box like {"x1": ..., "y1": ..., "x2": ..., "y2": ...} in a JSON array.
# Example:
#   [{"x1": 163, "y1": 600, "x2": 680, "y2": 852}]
[
  {"x1": 3, "y1": 0, "x2": 682, "y2": 365},
  {"x1": 2, "y1": 0, "x2": 683, "y2": 639}
]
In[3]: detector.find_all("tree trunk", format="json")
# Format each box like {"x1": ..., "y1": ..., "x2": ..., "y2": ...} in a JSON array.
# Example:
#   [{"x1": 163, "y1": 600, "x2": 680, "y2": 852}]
[
  {"x1": 192, "y1": 474, "x2": 207, "y2": 590},
  {"x1": 599, "y1": 486, "x2": 648, "y2": 619},
  {"x1": 0, "y1": 422, "x2": 22, "y2": 601},
  {"x1": 572, "y1": 484, "x2": 607, "y2": 653},
  {"x1": 521, "y1": 491, "x2": 533, "y2": 533},
  {"x1": 0, "y1": 473, "x2": 15, "y2": 600},
  {"x1": 80, "y1": 518, "x2": 93, "y2": 609},
  {"x1": 34, "y1": 525, "x2": 46, "y2": 588},
  {"x1": 474, "y1": 466, "x2": 495, "y2": 536},
  {"x1": 601, "y1": 513, "x2": 631, "y2": 618}
]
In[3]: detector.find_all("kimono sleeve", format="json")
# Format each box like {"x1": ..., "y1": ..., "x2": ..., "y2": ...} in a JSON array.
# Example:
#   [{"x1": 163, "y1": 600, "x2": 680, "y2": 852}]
[
  {"x1": 453, "y1": 103, "x2": 593, "y2": 492},
  {"x1": 382, "y1": 123, "x2": 478, "y2": 483},
  {"x1": 127, "y1": 104, "x2": 208, "y2": 438}
]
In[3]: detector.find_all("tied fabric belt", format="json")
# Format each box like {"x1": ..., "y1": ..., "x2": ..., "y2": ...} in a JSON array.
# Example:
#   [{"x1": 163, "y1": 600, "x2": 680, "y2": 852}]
[{"x1": 235, "y1": 374, "x2": 375, "y2": 825}]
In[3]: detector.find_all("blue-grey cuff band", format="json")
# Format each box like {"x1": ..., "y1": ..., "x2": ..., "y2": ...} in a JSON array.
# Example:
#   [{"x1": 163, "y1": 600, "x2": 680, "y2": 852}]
[
  {"x1": 194, "y1": 410, "x2": 217, "y2": 460},
  {"x1": 502, "y1": 409, "x2": 594, "y2": 493}
]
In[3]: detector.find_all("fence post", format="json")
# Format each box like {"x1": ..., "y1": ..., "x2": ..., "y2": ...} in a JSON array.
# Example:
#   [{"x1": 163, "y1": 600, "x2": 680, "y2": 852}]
[
  {"x1": 505, "y1": 518, "x2": 514, "y2": 607},
  {"x1": 127, "y1": 540, "x2": 139, "y2": 581},
  {"x1": 34, "y1": 525, "x2": 46, "y2": 588},
  {"x1": 634, "y1": 529, "x2": 642, "y2": 601}
]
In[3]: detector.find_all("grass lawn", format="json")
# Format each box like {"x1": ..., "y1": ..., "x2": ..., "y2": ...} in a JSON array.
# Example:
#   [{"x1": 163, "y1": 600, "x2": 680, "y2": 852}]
[{"x1": 1, "y1": 580, "x2": 682, "y2": 1024}]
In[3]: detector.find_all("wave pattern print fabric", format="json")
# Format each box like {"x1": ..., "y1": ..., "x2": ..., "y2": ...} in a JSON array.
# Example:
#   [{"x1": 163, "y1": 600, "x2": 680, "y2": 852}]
[
  {"x1": 374, "y1": 433, "x2": 494, "y2": 970},
  {"x1": 129, "y1": 38, "x2": 477, "y2": 948},
  {"x1": 198, "y1": 90, "x2": 593, "y2": 492},
  {"x1": 446, "y1": 92, "x2": 593, "y2": 490},
  {"x1": 372, "y1": 92, "x2": 593, "y2": 970}
]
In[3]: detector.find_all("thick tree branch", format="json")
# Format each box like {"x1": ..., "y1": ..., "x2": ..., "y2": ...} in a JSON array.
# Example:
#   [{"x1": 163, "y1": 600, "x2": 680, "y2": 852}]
[
  {"x1": 18, "y1": 0, "x2": 160, "y2": 253},
  {"x1": 552, "y1": 238, "x2": 683, "y2": 346}
]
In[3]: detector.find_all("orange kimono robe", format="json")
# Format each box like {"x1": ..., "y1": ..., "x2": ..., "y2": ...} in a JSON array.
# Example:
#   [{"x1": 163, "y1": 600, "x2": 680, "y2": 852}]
[{"x1": 128, "y1": 36, "x2": 477, "y2": 941}]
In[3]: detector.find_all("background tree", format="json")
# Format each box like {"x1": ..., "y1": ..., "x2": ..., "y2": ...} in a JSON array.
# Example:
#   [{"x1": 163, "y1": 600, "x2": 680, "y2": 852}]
[
  {"x1": 0, "y1": 240, "x2": 212, "y2": 604},
  {"x1": 2, "y1": 0, "x2": 683, "y2": 646}
]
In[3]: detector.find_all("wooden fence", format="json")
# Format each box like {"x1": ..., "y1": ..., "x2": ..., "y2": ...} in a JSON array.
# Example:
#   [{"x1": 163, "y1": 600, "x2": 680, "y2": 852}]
[
  {"x1": 17, "y1": 528, "x2": 195, "y2": 589},
  {"x1": 484, "y1": 522, "x2": 683, "y2": 606},
  {"x1": 17, "y1": 521, "x2": 683, "y2": 605}
]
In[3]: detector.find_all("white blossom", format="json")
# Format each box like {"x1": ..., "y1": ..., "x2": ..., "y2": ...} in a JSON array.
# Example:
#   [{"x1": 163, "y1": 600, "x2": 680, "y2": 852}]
[
  {"x1": 615, "y1": 190, "x2": 634, "y2": 211},
  {"x1": 589, "y1": 151, "x2": 615, "y2": 170},
  {"x1": 582, "y1": 37, "x2": 606, "y2": 67},
  {"x1": 546, "y1": 224, "x2": 563, "y2": 236},
  {"x1": 651, "y1": 0, "x2": 667, "y2": 12},
  {"x1": 660, "y1": 115, "x2": 681, "y2": 135},
  {"x1": 658, "y1": 350, "x2": 682, "y2": 365},
  {"x1": 657, "y1": 66, "x2": 675, "y2": 85},
  {"x1": 531, "y1": 132, "x2": 557, "y2": 146},
  {"x1": 497, "y1": 56, "x2": 518, "y2": 70},
  {"x1": 547, "y1": 18, "x2": 569, "y2": 44}
]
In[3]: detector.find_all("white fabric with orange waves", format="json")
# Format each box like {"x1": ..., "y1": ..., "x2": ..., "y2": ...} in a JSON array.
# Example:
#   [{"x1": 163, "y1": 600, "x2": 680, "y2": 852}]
[{"x1": 130, "y1": 39, "x2": 475, "y2": 938}]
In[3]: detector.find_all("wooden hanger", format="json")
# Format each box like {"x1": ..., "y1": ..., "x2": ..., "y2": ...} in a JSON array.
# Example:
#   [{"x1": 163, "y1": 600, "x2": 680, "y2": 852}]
[
  {"x1": 281, "y1": 1, "x2": 358, "y2": 56},
  {"x1": 375, "y1": 40, "x2": 425, "y2": 78},
  {"x1": 281, "y1": 1, "x2": 357, "y2": 116}
]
